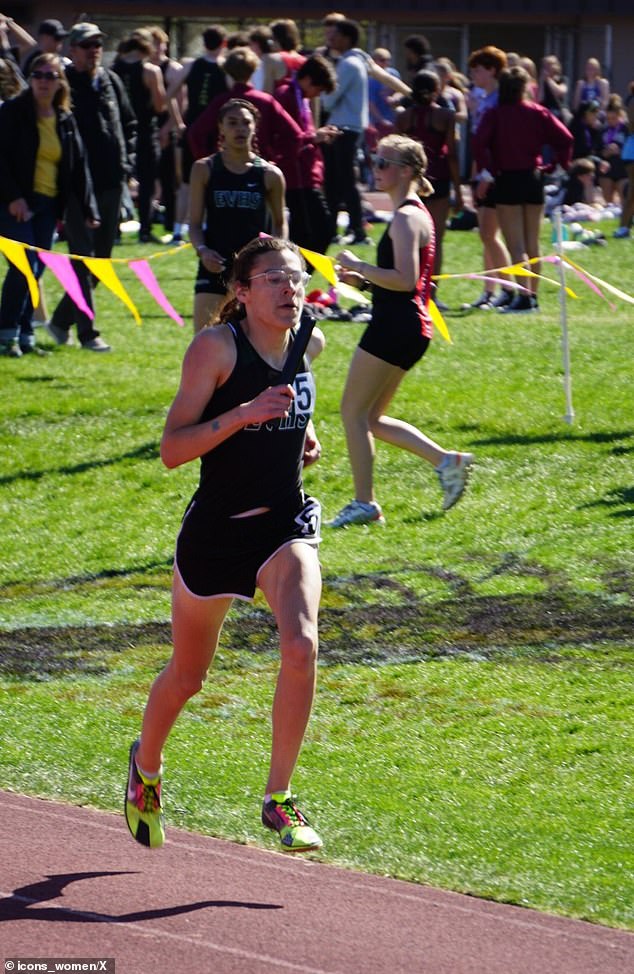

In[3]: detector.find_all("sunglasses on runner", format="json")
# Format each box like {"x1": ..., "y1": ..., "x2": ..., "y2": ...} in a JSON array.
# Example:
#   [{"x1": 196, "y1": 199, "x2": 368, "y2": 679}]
[
  {"x1": 247, "y1": 269, "x2": 310, "y2": 288},
  {"x1": 31, "y1": 70, "x2": 60, "y2": 80},
  {"x1": 372, "y1": 155, "x2": 406, "y2": 170},
  {"x1": 79, "y1": 40, "x2": 103, "y2": 49}
]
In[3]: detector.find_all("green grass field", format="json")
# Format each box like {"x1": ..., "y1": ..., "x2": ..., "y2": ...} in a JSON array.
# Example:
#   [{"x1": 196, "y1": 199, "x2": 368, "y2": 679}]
[{"x1": 1, "y1": 215, "x2": 632, "y2": 929}]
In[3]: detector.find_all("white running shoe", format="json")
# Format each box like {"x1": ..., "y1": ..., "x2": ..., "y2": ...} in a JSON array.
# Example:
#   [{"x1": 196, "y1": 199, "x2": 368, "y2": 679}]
[
  {"x1": 45, "y1": 321, "x2": 75, "y2": 346},
  {"x1": 436, "y1": 453, "x2": 475, "y2": 510},
  {"x1": 460, "y1": 291, "x2": 493, "y2": 311},
  {"x1": 326, "y1": 499, "x2": 385, "y2": 528}
]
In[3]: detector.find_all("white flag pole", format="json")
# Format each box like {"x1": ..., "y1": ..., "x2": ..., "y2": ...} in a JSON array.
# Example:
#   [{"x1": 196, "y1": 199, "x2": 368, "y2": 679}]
[{"x1": 554, "y1": 207, "x2": 575, "y2": 424}]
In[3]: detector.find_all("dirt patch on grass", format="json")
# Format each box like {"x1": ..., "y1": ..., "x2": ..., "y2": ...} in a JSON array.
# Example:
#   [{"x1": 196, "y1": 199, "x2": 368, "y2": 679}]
[{"x1": 1, "y1": 579, "x2": 632, "y2": 679}]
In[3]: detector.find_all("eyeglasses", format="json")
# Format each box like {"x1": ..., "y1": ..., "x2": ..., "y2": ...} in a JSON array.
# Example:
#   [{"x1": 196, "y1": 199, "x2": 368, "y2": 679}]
[
  {"x1": 78, "y1": 40, "x2": 103, "y2": 49},
  {"x1": 31, "y1": 70, "x2": 59, "y2": 80},
  {"x1": 372, "y1": 155, "x2": 407, "y2": 170},
  {"x1": 247, "y1": 269, "x2": 310, "y2": 288}
]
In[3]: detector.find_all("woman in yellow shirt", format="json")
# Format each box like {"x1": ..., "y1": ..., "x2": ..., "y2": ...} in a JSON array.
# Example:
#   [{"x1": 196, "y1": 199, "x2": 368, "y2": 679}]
[{"x1": 0, "y1": 53, "x2": 98, "y2": 356}]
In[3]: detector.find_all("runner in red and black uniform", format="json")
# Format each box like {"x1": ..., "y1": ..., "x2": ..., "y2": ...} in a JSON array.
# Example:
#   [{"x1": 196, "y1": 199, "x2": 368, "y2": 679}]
[{"x1": 331, "y1": 134, "x2": 474, "y2": 527}]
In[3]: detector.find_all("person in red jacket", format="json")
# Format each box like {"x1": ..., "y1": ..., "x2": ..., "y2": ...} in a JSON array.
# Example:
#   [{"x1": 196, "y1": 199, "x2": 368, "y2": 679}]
[
  {"x1": 187, "y1": 47, "x2": 304, "y2": 181},
  {"x1": 473, "y1": 66, "x2": 573, "y2": 313},
  {"x1": 273, "y1": 54, "x2": 339, "y2": 253}
]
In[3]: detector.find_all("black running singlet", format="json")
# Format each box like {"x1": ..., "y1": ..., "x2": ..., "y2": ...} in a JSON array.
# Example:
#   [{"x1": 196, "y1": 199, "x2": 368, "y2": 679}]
[
  {"x1": 194, "y1": 322, "x2": 315, "y2": 516},
  {"x1": 112, "y1": 59, "x2": 157, "y2": 138},
  {"x1": 185, "y1": 58, "x2": 227, "y2": 126},
  {"x1": 373, "y1": 198, "x2": 435, "y2": 340},
  {"x1": 203, "y1": 154, "x2": 271, "y2": 262}
]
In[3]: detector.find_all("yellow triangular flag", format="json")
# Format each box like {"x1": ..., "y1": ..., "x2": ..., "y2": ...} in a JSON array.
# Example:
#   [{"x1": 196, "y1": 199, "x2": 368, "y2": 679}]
[
  {"x1": 429, "y1": 300, "x2": 452, "y2": 344},
  {"x1": 335, "y1": 280, "x2": 371, "y2": 304},
  {"x1": 299, "y1": 247, "x2": 337, "y2": 286},
  {"x1": 84, "y1": 257, "x2": 141, "y2": 323},
  {"x1": 0, "y1": 237, "x2": 39, "y2": 307},
  {"x1": 502, "y1": 263, "x2": 541, "y2": 279}
]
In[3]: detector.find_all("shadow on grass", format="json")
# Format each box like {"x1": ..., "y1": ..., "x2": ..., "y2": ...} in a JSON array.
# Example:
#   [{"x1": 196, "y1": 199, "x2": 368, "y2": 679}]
[
  {"x1": 16, "y1": 375, "x2": 60, "y2": 383},
  {"x1": 0, "y1": 441, "x2": 160, "y2": 486},
  {"x1": 469, "y1": 429, "x2": 634, "y2": 449},
  {"x1": 579, "y1": 486, "x2": 634, "y2": 519},
  {"x1": 1, "y1": 563, "x2": 632, "y2": 680}
]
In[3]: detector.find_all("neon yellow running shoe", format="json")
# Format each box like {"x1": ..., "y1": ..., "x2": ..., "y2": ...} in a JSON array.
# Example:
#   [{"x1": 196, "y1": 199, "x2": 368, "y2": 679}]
[
  {"x1": 261, "y1": 791, "x2": 323, "y2": 852},
  {"x1": 124, "y1": 739, "x2": 165, "y2": 848}
]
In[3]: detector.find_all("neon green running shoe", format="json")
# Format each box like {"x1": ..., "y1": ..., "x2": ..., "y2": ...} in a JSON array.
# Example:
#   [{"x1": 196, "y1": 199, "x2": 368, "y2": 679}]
[
  {"x1": 261, "y1": 791, "x2": 323, "y2": 852},
  {"x1": 124, "y1": 739, "x2": 165, "y2": 848}
]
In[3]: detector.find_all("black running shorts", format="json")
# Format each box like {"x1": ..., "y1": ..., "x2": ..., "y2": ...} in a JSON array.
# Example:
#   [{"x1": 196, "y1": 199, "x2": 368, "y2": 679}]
[
  {"x1": 359, "y1": 306, "x2": 431, "y2": 371},
  {"x1": 175, "y1": 494, "x2": 321, "y2": 599},
  {"x1": 194, "y1": 260, "x2": 230, "y2": 296},
  {"x1": 494, "y1": 169, "x2": 544, "y2": 206}
]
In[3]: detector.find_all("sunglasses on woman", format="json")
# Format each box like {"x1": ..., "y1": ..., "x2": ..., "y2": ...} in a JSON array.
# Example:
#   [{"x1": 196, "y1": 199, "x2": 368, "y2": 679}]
[
  {"x1": 372, "y1": 155, "x2": 407, "y2": 170},
  {"x1": 31, "y1": 70, "x2": 60, "y2": 81}
]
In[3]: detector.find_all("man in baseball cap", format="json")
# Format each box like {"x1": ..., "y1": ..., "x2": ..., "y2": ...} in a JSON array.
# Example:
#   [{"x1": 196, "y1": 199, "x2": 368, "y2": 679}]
[
  {"x1": 46, "y1": 19, "x2": 133, "y2": 352},
  {"x1": 22, "y1": 18, "x2": 69, "y2": 75},
  {"x1": 38, "y1": 19, "x2": 68, "y2": 40},
  {"x1": 68, "y1": 23, "x2": 106, "y2": 46}
]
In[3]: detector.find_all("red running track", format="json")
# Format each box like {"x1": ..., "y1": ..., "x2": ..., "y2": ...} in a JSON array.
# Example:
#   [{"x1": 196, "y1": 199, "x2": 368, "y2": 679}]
[{"x1": 1, "y1": 790, "x2": 632, "y2": 974}]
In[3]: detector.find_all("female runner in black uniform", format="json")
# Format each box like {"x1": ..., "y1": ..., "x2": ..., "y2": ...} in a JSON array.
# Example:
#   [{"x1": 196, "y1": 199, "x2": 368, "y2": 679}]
[
  {"x1": 330, "y1": 134, "x2": 474, "y2": 527},
  {"x1": 189, "y1": 99, "x2": 287, "y2": 332},
  {"x1": 125, "y1": 237, "x2": 326, "y2": 853}
]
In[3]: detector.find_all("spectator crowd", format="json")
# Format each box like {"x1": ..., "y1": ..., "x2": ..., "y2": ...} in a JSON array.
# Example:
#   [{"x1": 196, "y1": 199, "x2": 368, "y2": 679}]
[{"x1": 1, "y1": 10, "x2": 633, "y2": 355}]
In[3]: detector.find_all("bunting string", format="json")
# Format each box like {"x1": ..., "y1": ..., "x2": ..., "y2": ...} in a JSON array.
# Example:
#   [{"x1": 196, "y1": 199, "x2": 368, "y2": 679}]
[{"x1": 1, "y1": 236, "x2": 632, "y2": 342}]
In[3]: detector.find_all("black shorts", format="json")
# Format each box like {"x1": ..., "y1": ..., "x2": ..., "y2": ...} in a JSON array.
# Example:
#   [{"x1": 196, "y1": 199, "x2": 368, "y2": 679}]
[
  {"x1": 603, "y1": 160, "x2": 627, "y2": 182},
  {"x1": 494, "y1": 169, "x2": 544, "y2": 206},
  {"x1": 359, "y1": 304, "x2": 430, "y2": 371},
  {"x1": 472, "y1": 180, "x2": 496, "y2": 209},
  {"x1": 175, "y1": 494, "x2": 321, "y2": 599},
  {"x1": 194, "y1": 260, "x2": 230, "y2": 296},
  {"x1": 427, "y1": 177, "x2": 450, "y2": 201}
]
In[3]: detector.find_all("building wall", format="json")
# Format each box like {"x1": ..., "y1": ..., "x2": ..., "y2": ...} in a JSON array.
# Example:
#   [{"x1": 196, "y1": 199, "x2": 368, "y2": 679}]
[{"x1": 10, "y1": 2, "x2": 634, "y2": 97}]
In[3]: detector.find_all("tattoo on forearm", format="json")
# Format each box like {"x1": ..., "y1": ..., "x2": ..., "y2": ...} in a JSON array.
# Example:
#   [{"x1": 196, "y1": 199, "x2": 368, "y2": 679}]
[{"x1": 211, "y1": 419, "x2": 220, "y2": 431}]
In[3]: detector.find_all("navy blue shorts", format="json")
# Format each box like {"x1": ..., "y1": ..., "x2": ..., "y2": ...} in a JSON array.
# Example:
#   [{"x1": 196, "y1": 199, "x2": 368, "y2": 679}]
[{"x1": 175, "y1": 494, "x2": 321, "y2": 599}]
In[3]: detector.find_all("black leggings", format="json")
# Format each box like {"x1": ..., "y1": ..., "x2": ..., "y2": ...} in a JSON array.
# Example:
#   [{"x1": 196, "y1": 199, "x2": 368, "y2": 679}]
[{"x1": 322, "y1": 129, "x2": 364, "y2": 240}]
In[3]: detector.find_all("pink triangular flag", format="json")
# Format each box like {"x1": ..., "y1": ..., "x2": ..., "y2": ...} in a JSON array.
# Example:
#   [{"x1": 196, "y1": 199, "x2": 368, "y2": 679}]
[
  {"x1": 128, "y1": 260, "x2": 184, "y2": 327},
  {"x1": 37, "y1": 250, "x2": 94, "y2": 319}
]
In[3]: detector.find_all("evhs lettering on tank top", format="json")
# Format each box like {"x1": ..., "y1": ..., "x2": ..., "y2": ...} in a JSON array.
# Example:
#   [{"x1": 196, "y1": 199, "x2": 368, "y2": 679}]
[{"x1": 212, "y1": 189, "x2": 264, "y2": 209}]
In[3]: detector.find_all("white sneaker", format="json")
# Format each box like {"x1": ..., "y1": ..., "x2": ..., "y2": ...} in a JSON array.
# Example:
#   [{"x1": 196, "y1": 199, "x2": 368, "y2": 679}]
[
  {"x1": 488, "y1": 289, "x2": 514, "y2": 310},
  {"x1": 436, "y1": 453, "x2": 474, "y2": 510},
  {"x1": 326, "y1": 500, "x2": 385, "y2": 528},
  {"x1": 460, "y1": 291, "x2": 492, "y2": 311},
  {"x1": 82, "y1": 336, "x2": 111, "y2": 352},
  {"x1": 45, "y1": 321, "x2": 75, "y2": 346}
]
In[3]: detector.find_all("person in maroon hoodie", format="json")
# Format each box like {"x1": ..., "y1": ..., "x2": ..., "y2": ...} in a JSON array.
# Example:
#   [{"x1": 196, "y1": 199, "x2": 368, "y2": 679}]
[
  {"x1": 473, "y1": 66, "x2": 573, "y2": 313},
  {"x1": 188, "y1": 47, "x2": 304, "y2": 179},
  {"x1": 273, "y1": 53, "x2": 339, "y2": 253}
]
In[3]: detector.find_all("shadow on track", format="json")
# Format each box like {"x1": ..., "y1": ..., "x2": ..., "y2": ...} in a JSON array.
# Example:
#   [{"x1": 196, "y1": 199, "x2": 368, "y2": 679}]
[{"x1": 0, "y1": 871, "x2": 283, "y2": 923}]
